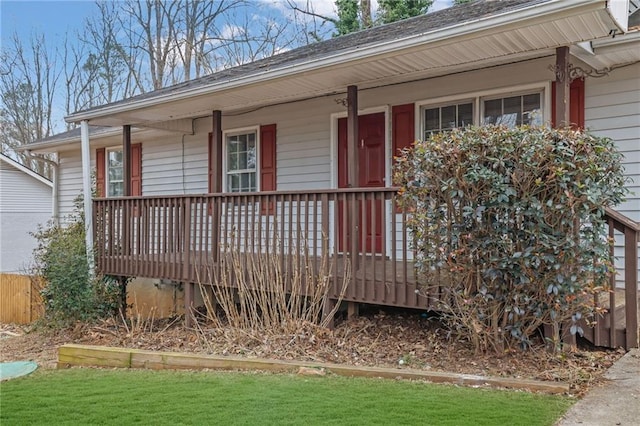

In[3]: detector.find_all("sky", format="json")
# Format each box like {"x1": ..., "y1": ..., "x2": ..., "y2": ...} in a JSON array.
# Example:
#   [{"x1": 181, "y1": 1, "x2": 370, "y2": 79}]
[
  {"x1": 0, "y1": 0, "x2": 453, "y2": 130},
  {"x1": 1, "y1": 0, "x2": 455, "y2": 45}
]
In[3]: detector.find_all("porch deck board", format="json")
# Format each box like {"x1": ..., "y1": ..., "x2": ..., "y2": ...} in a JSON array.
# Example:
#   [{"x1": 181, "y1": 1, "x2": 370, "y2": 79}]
[{"x1": 98, "y1": 252, "x2": 436, "y2": 310}]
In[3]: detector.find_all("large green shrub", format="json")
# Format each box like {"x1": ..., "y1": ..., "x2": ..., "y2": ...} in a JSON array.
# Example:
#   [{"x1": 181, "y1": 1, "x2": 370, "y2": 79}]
[
  {"x1": 394, "y1": 125, "x2": 627, "y2": 353},
  {"x1": 31, "y1": 198, "x2": 120, "y2": 325}
]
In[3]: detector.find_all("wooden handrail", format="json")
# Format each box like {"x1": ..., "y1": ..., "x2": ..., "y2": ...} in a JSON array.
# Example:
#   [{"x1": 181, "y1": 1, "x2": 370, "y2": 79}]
[
  {"x1": 604, "y1": 207, "x2": 638, "y2": 349},
  {"x1": 93, "y1": 186, "x2": 402, "y2": 202},
  {"x1": 605, "y1": 207, "x2": 640, "y2": 234}
]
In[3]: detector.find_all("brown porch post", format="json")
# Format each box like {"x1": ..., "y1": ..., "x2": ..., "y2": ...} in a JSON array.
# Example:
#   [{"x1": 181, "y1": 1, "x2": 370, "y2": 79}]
[
  {"x1": 554, "y1": 47, "x2": 576, "y2": 349},
  {"x1": 554, "y1": 46, "x2": 570, "y2": 128},
  {"x1": 123, "y1": 125, "x2": 132, "y2": 196},
  {"x1": 211, "y1": 111, "x2": 223, "y2": 192},
  {"x1": 347, "y1": 85, "x2": 359, "y2": 314},
  {"x1": 624, "y1": 227, "x2": 638, "y2": 349},
  {"x1": 211, "y1": 111, "x2": 223, "y2": 265},
  {"x1": 122, "y1": 125, "x2": 132, "y2": 259},
  {"x1": 347, "y1": 85, "x2": 358, "y2": 189}
]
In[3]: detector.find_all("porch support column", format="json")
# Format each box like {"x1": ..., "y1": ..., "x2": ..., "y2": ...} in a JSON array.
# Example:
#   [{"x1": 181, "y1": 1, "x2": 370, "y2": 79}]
[
  {"x1": 80, "y1": 120, "x2": 95, "y2": 277},
  {"x1": 211, "y1": 110, "x2": 223, "y2": 193},
  {"x1": 554, "y1": 46, "x2": 570, "y2": 128},
  {"x1": 346, "y1": 85, "x2": 359, "y2": 274},
  {"x1": 211, "y1": 110, "x2": 223, "y2": 265},
  {"x1": 123, "y1": 125, "x2": 132, "y2": 196},
  {"x1": 347, "y1": 85, "x2": 358, "y2": 188}
]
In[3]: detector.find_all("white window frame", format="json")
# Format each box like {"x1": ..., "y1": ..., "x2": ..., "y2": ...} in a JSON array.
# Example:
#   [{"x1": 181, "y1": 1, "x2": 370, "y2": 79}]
[
  {"x1": 415, "y1": 82, "x2": 551, "y2": 139},
  {"x1": 222, "y1": 126, "x2": 260, "y2": 193},
  {"x1": 480, "y1": 89, "x2": 544, "y2": 127},
  {"x1": 420, "y1": 99, "x2": 475, "y2": 138},
  {"x1": 105, "y1": 147, "x2": 124, "y2": 197}
]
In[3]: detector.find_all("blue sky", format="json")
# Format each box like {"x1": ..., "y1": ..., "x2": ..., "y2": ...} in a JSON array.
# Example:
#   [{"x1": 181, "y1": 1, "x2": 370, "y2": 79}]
[
  {"x1": 1, "y1": 0, "x2": 454, "y2": 44},
  {"x1": 1, "y1": 0, "x2": 97, "y2": 42}
]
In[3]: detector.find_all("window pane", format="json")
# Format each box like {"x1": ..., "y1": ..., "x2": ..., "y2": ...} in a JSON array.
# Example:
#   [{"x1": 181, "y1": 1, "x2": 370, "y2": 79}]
[
  {"x1": 237, "y1": 151, "x2": 248, "y2": 170},
  {"x1": 503, "y1": 96, "x2": 521, "y2": 126},
  {"x1": 109, "y1": 182, "x2": 123, "y2": 197},
  {"x1": 483, "y1": 99, "x2": 502, "y2": 125},
  {"x1": 523, "y1": 93, "x2": 542, "y2": 125},
  {"x1": 458, "y1": 103, "x2": 473, "y2": 128},
  {"x1": 108, "y1": 151, "x2": 123, "y2": 167},
  {"x1": 109, "y1": 166, "x2": 123, "y2": 181},
  {"x1": 228, "y1": 152, "x2": 238, "y2": 171},
  {"x1": 228, "y1": 174, "x2": 240, "y2": 192},
  {"x1": 424, "y1": 108, "x2": 439, "y2": 134},
  {"x1": 238, "y1": 134, "x2": 247, "y2": 152},
  {"x1": 247, "y1": 142, "x2": 256, "y2": 169},
  {"x1": 241, "y1": 173, "x2": 251, "y2": 191},
  {"x1": 441, "y1": 105, "x2": 456, "y2": 131}
]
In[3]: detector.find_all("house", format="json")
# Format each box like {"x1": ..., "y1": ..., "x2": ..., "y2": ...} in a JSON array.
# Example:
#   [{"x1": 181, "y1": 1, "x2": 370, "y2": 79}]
[
  {"x1": 0, "y1": 153, "x2": 53, "y2": 274},
  {"x1": 25, "y1": 0, "x2": 639, "y2": 347}
]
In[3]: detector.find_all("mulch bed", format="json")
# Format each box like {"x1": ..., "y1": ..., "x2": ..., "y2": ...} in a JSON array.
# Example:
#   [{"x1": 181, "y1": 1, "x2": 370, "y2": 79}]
[{"x1": 1, "y1": 308, "x2": 624, "y2": 396}]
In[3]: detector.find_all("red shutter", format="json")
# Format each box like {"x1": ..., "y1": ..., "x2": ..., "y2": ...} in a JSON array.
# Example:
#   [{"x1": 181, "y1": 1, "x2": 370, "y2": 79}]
[
  {"x1": 551, "y1": 79, "x2": 585, "y2": 129},
  {"x1": 392, "y1": 104, "x2": 414, "y2": 212},
  {"x1": 260, "y1": 124, "x2": 277, "y2": 214},
  {"x1": 130, "y1": 143, "x2": 142, "y2": 196},
  {"x1": 392, "y1": 103, "x2": 415, "y2": 159},
  {"x1": 96, "y1": 148, "x2": 106, "y2": 197},
  {"x1": 569, "y1": 78, "x2": 585, "y2": 129}
]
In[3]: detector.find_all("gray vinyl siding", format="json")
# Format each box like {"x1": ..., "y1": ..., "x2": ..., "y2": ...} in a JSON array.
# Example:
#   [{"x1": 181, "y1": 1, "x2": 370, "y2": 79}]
[
  {"x1": 57, "y1": 150, "x2": 84, "y2": 220},
  {"x1": 585, "y1": 62, "x2": 640, "y2": 221},
  {"x1": 0, "y1": 160, "x2": 52, "y2": 273},
  {"x1": 585, "y1": 62, "x2": 640, "y2": 289}
]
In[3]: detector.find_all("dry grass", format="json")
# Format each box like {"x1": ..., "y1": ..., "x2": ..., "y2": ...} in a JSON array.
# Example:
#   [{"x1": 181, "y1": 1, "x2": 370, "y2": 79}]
[{"x1": 194, "y1": 232, "x2": 350, "y2": 348}]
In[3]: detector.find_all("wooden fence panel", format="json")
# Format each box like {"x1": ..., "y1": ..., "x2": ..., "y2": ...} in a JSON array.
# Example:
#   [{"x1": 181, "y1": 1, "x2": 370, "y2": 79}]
[{"x1": 0, "y1": 274, "x2": 44, "y2": 324}]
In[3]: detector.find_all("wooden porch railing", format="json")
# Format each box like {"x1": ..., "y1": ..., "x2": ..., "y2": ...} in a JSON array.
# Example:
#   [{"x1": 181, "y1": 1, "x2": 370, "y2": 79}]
[
  {"x1": 579, "y1": 208, "x2": 639, "y2": 349},
  {"x1": 93, "y1": 188, "x2": 431, "y2": 310},
  {"x1": 93, "y1": 190, "x2": 639, "y2": 349}
]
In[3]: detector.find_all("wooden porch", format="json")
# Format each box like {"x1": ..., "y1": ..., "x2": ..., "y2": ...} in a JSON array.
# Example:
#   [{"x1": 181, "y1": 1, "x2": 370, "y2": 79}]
[{"x1": 93, "y1": 188, "x2": 639, "y2": 349}]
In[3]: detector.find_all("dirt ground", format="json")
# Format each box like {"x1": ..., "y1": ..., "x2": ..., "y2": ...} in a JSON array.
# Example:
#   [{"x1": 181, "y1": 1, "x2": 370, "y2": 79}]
[{"x1": 0, "y1": 308, "x2": 625, "y2": 396}]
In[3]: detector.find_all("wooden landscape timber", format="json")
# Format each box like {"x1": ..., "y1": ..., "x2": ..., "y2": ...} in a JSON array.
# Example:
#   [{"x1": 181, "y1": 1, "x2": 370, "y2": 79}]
[{"x1": 57, "y1": 344, "x2": 570, "y2": 394}]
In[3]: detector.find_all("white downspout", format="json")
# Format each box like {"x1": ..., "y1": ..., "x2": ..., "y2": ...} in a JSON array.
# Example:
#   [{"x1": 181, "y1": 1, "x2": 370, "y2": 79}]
[{"x1": 80, "y1": 120, "x2": 95, "y2": 277}]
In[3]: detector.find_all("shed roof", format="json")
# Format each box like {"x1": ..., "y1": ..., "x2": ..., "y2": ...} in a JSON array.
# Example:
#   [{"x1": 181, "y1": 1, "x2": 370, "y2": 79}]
[{"x1": 0, "y1": 153, "x2": 53, "y2": 187}]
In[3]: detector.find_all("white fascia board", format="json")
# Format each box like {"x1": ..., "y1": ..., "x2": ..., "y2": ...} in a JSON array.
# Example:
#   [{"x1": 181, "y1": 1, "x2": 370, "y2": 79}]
[
  {"x1": 19, "y1": 127, "x2": 159, "y2": 153},
  {"x1": 592, "y1": 30, "x2": 640, "y2": 49},
  {"x1": 65, "y1": 0, "x2": 611, "y2": 124}
]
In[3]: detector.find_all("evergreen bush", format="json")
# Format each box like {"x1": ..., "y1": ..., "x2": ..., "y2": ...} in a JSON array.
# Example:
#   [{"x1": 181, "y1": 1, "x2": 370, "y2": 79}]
[
  {"x1": 31, "y1": 197, "x2": 120, "y2": 326},
  {"x1": 394, "y1": 125, "x2": 627, "y2": 353}
]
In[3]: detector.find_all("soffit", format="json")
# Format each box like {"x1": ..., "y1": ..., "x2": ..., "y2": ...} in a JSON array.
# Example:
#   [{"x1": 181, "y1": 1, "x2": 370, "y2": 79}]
[{"x1": 86, "y1": 6, "x2": 622, "y2": 128}]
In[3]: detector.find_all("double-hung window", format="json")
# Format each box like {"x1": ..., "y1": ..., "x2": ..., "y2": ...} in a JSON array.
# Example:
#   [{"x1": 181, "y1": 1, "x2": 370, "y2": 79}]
[
  {"x1": 226, "y1": 130, "x2": 257, "y2": 193},
  {"x1": 106, "y1": 148, "x2": 124, "y2": 197},
  {"x1": 420, "y1": 88, "x2": 545, "y2": 136},
  {"x1": 423, "y1": 101, "x2": 473, "y2": 138},
  {"x1": 483, "y1": 92, "x2": 542, "y2": 127}
]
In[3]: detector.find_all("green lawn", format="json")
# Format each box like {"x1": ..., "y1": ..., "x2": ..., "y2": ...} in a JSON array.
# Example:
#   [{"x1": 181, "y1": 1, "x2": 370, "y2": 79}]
[{"x1": 0, "y1": 368, "x2": 572, "y2": 425}]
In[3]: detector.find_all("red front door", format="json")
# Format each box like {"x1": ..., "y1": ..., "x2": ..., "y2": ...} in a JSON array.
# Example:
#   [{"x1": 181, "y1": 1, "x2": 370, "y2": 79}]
[{"x1": 338, "y1": 112, "x2": 385, "y2": 253}]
